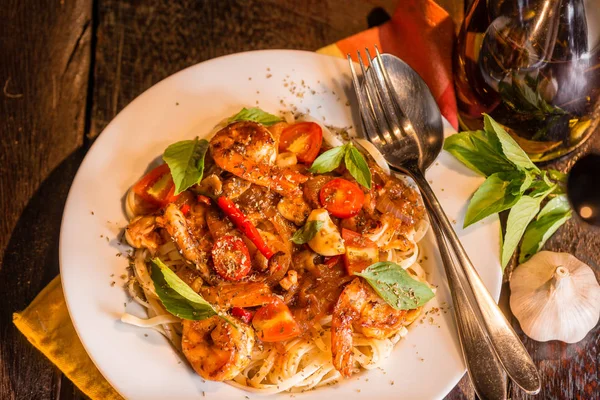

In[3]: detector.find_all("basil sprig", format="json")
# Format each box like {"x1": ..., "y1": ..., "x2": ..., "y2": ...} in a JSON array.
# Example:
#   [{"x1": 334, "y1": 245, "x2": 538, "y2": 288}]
[
  {"x1": 355, "y1": 262, "x2": 435, "y2": 310},
  {"x1": 444, "y1": 114, "x2": 570, "y2": 269},
  {"x1": 290, "y1": 221, "x2": 323, "y2": 244},
  {"x1": 308, "y1": 142, "x2": 372, "y2": 189},
  {"x1": 228, "y1": 107, "x2": 282, "y2": 126},
  {"x1": 519, "y1": 194, "x2": 572, "y2": 263},
  {"x1": 150, "y1": 258, "x2": 219, "y2": 321},
  {"x1": 163, "y1": 137, "x2": 209, "y2": 195}
]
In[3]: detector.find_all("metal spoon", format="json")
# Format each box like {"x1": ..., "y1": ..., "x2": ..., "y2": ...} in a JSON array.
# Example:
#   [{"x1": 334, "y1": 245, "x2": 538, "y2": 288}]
[
  {"x1": 567, "y1": 153, "x2": 600, "y2": 226},
  {"x1": 351, "y1": 52, "x2": 508, "y2": 400},
  {"x1": 349, "y1": 50, "x2": 541, "y2": 395}
]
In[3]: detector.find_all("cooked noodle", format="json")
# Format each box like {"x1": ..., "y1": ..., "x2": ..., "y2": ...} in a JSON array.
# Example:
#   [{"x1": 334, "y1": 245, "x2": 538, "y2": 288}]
[
  {"x1": 123, "y1": 229, "x2": 428, "y2": 393},
  {"x1": 120, "y1": 111, "x2": 433, "y2": 393}
]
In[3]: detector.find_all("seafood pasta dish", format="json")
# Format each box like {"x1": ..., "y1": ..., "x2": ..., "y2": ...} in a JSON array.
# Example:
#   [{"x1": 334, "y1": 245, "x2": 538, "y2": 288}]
[{"x1": 122, "y1": 107, "x2": 434, "y2": 394}]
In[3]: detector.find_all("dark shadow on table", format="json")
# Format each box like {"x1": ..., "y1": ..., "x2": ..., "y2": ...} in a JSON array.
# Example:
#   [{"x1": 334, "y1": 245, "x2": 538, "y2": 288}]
[{"x1": 0, "y1": 146, "x2": 88, "y2": 399}]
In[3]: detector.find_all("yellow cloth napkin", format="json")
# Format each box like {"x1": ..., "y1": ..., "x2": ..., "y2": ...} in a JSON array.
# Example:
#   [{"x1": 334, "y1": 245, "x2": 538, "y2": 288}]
[
  {"x1": 13, "y1": 3, "x2": 455, "y2": 398},
  {"x1": 13, "y1": 276, "x2": 123, "y2": 400}
]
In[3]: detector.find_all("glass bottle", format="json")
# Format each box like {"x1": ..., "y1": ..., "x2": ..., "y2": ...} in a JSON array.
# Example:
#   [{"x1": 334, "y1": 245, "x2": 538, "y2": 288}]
[{"x1": 454, "y1": 0, "x2": 600, "y2": 161}]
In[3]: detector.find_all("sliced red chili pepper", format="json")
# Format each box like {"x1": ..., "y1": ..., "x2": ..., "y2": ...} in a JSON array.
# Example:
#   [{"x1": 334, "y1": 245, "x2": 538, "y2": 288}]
[
  {"x1": 217, "y1": 196, "x2": 274, "y2": 260},
  {"x1": 180, "y1": 204, "x2": 191, "y2": 216},
  {"x1": 231, "y1": 307, "x2": 254, "y2": 324}
]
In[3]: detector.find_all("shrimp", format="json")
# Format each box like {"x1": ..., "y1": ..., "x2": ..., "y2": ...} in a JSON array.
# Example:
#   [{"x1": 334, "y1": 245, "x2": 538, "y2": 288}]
[
  {"x1": 331, "y1": 278, "x2": 407, "y2": 377},
  {"x1": 156, "y1": 203, "x2": 211, "y2": 280},
  {"x1": 125, "y1": 215, "x2": 162, "y2": 254},
  {"x1": 182, "y1": 316, "x2": 254, "y2": 381},
  {"x1": 209, "y1": 121, "x2": 307, "y2": 197},
  {"x1": 222, "y1": 176, "x2": 251, "y2": 199}
]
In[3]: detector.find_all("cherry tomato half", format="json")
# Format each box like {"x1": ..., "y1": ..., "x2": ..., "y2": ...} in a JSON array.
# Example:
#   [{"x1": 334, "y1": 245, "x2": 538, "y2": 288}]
[
  {"x1": 319, "y1": 178, "x2": 365, "y2": 218},
  {"x1": 341, "y1": 228, "x2": 378, "y2": 275},
  {"x1": 252, "y1": 297, "x2": 301, "y2": 342},
  {"x1": 211, "y1": 235, "x2": 252, "y2": 281},
  {"x1": 279, "y1": 122, "x2": 323, "y2": 164},
  {"x1": 132, "y1": 163, "x2": 179, "y2": 208}
]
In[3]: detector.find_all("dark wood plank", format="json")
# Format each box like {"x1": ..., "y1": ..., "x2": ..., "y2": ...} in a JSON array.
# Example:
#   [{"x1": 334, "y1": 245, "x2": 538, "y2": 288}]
[
  {"x1": 0, "y1": 0, "x2": 92, "y2": 399},
  {"x1": 89, "y1": 0, "x2": 396, "y2": 138},
  {"x1": 509, "y1": 131, "x2": 600, "y2": 400}
]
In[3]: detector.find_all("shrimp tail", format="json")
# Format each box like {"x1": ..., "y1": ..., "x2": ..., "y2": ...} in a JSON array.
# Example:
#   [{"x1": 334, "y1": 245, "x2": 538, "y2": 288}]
[{"x1": 332, "y1": 303, "x2": 358, "y2": 377}]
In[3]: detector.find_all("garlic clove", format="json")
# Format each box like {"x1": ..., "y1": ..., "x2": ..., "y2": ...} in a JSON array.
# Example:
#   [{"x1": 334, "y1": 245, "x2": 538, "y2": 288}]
[
  {"x1": 510, "y1": 251, "x2": 600, "y2": 344},
  {"x1": 306, "y1": 209, "x2": 345, "y2": 256}
]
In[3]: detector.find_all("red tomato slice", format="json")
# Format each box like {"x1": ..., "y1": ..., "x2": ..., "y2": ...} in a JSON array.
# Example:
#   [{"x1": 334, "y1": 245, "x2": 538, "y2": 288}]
[
  {"x1": 342, "y1": 229, "x2": 379, "y2": 275},
  {"x1": 211, "y1": 235, "x2": 252, "y2": 281},
  {"x1": 252, "y1": 298, "x2": 301, "y2": 342},
  {"x1": 319, "y1": 178, "x2": 365, "y2": 218},
  {"x1": 132, "y1": 164, "x2": 179, "y2": 207},
  {"x1": 279, "y1": 122, "x2": 323, "y2": 164}
]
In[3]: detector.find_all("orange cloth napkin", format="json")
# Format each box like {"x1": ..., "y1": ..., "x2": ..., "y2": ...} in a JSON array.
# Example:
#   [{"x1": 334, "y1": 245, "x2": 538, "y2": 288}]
[
  {"x1": 13, "y1": 2, "x2": 456, "y2": 399},
  {"x1": 318, "y1": 0, "x2": 457, "y2": 128}
]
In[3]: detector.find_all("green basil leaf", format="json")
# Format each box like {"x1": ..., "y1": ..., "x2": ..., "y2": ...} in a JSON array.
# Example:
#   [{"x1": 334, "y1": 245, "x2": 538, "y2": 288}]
[
  {"x1": 519, "y1": 196, "x2": 571, "y2": 263},
  {"x1": 537, "y1": 194, "x2": 571, "y2": 220},
  {"x1": 501, "y1": 185, "x2": 554, "y2": 269},
  {"x1": 151, "y1": 258, "x2": 218, "y2": 320},
  {"x1": 163, "y1": 138, "x2": 209, "y2": 195},
  {"x1": 344, "y1": 144, "x2": 372, "y2": 189},
  {"x1": 529, "y1": 180, "x2": 555, "y2": 197},
  {"x1": 308, "y1": 144, "x2": 347, "y2": 173},
  {"x1": 443, "y1": 130, "x2": 516, "y2": 176},
  {"x1": 547, "y1": 169, "x2": 567, "y2": 183},
  {"x1": 483, "y1": 114, "x2": 539, "y2": 173},
  {"x1": 518, "y1": 171, "x2": 534, "y2": 194},
  {"x1": 464, "y1": 172, "x2": 524, "y2": 227},
  {"x1": 228, "y1": 107, "x2": 282, "y2": 126},
  {"x1": 290, "y1": 221, "x2": 324, "y2": 244},
  {"x1": 355, "y1": 262, "x2": 435, "y2": 310}
]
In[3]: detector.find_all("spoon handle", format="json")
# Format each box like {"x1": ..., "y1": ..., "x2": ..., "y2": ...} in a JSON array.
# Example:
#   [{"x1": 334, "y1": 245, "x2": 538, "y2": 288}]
[
  {"x1": 428, "y1": 206, "x2": 508, "y2": 400},
  {"x1": 410, "y1": 169, "x2": 541, "y2": 395}
]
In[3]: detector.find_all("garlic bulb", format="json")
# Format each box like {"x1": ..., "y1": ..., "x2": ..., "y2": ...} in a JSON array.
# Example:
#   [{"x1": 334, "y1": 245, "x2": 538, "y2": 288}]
[{"x1": 510, "y1": 251, "x2": 600, "y2": 343}]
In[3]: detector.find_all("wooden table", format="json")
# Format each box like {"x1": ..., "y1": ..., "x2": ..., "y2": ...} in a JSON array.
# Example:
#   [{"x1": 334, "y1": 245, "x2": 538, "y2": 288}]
[{"x1": 0, "y1": 1, "x2": 598, "y2": 399}]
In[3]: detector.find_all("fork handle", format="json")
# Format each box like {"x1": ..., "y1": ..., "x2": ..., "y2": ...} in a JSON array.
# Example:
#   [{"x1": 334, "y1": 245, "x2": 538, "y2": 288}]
[
  {"x1": 410, "y1": 168, "x2": 541, "y2": 395},
  {"x1": 428, "y1": 207, "x2": 508, "y2": 400}
]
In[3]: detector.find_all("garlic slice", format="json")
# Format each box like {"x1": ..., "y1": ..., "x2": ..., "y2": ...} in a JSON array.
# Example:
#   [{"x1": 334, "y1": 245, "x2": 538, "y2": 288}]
[
  {"x1": 510, "y1": 251, "x2": 600, "y2": 343},
  {"x1": 306, "y1": 209, "x2": 345, "y2": 256}
]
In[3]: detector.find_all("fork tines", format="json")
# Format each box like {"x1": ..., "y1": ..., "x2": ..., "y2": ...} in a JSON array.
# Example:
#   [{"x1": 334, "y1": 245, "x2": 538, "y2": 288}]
[{"x1": 347, "y1": 47, "x2": 406, "y2": 146}]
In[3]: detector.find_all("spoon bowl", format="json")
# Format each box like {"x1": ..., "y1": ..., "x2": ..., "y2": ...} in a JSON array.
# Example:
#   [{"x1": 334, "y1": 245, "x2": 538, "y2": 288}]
[{"x1": 373, "y1": 54, "x2": 444, "y2": 170}]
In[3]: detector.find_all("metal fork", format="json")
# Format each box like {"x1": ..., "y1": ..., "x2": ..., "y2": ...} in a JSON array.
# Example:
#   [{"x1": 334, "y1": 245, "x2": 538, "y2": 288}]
[{"x1": 348, "y1": 48, "x2": 541, "y2": 397}]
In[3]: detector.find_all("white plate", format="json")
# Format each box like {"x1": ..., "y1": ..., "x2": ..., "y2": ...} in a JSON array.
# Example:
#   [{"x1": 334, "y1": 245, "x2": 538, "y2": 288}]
[{"x1": 60, "y1": 50, "x2": 502, "y2": 400}]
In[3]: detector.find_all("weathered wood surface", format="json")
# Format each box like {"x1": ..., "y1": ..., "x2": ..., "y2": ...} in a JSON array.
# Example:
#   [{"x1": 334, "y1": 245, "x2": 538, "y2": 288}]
[
  {"x1": 0, "y1": 0, "x2": 92, "y2": 399},
  {"x1": 0, "y1": 1, "x2": 598, "y2": 400}
]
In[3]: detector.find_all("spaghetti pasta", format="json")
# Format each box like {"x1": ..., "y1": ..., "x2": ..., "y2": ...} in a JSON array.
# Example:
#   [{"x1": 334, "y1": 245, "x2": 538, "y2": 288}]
[{"x1": 120, "y1": 109, "x2": 433, "y2": 393}]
